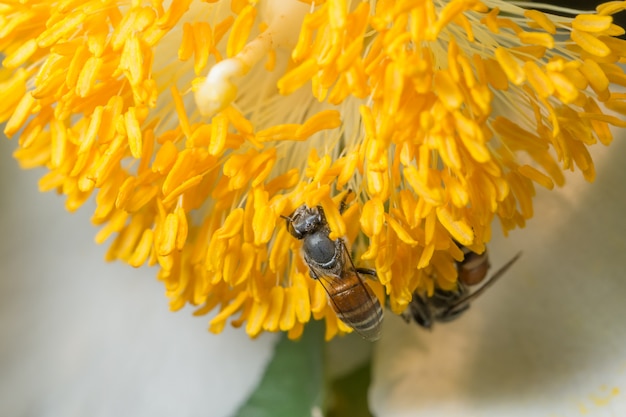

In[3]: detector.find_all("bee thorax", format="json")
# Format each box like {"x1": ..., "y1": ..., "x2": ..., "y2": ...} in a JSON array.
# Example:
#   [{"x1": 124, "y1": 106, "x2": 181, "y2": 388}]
[{"x1": 303, "y1": 231, "x2": 336, "y2": 265}]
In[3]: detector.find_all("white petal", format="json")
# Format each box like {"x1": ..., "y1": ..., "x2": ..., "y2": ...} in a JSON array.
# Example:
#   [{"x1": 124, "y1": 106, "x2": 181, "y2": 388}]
[
  {"x1": 371, "y1": 134, "x2": 626, "y2": 416},
  {"x1": 0, "y1": 138, "x2": 278, "y2": 417}
]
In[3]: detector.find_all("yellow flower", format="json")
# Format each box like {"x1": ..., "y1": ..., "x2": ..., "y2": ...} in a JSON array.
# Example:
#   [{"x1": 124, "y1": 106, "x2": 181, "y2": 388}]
[{"x1": 2, "y1": 0, "x2": 626, "y2": 341}]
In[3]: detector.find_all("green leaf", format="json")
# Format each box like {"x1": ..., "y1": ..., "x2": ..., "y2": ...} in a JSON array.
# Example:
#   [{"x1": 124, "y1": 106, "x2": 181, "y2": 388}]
[
  {"x1": 326, "y1": 362, "x2": 373, "y2": 417},
  {"x1": 233, "y1": 321, "x2": 326, "y2": 417}
]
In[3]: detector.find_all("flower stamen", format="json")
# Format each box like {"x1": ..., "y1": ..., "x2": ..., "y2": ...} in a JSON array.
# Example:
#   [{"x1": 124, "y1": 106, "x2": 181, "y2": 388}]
[{"x1": 195, "y1": 1, "x2": 310, "y2": 117}]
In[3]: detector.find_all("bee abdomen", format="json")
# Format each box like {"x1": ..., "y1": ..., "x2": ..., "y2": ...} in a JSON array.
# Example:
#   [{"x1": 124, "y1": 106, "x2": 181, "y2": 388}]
[
  {"x1": 458, "y1": 249, "x2": 490, "y2": 286},
  {"x1": 330, "y1": 275, "x2": 383, "y2": 341}
]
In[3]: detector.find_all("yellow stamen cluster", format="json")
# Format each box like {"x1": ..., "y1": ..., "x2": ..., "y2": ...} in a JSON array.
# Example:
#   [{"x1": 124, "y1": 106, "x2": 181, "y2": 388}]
[{"x1": 2, "y1": 0, "x2": 626, "y2": 340}]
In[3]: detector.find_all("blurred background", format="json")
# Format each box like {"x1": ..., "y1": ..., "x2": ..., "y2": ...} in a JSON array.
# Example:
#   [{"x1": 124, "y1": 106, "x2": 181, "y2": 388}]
[
  {"x1": 0, "y1": 135, "x2": 278, "y2": 417},
  {"x1": 1, "y1": 2, "x2": 626, "y2": 416},
  {"x1": 371, "y1": 131, "x2": 626, "y2": 417}
]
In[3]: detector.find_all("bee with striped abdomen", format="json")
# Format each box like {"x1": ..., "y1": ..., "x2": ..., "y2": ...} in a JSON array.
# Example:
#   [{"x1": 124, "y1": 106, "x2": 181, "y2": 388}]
[
  {"x1": 282, "y1": 192, "x2": 383, "y2": 341},
  {"x1": 405, "y1": 246, "x2": 521, "y2": 329}
]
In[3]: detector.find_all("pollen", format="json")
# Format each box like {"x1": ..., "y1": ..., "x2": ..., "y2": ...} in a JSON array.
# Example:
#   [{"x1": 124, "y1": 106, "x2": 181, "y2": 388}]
[{"x1": 2, "y1": 0, "x2": 625, "y2": 341}]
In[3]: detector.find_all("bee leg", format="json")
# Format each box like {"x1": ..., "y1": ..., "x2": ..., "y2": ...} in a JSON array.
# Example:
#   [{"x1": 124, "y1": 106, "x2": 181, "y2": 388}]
[
  {"x1": 338, "y1": 189, "x2": 353, "y2": 214},
  {"x1": 400, "y1": 310, "x2": 413, "y2": 323},
  {"x1": 306, "y1": 265, "x2": 322, "y2": 280},
  {"x1": 355, "y1": 267, "x2": 377, "y2": 278},
  {"x1": 407, "y1": 295, "x2": 434, "y2": 330}
]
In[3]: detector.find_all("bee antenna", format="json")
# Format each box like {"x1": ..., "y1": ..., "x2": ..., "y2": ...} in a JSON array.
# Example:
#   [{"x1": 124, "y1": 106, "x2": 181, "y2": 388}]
[{"x1": 280, "y1": 214, "x2": 292, "y2": 222}]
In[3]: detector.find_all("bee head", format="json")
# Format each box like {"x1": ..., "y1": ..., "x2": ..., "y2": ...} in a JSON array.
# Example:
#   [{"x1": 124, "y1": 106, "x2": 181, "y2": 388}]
[{"x1": 282, "y1": 205, "x2": 323, "y2": 240}]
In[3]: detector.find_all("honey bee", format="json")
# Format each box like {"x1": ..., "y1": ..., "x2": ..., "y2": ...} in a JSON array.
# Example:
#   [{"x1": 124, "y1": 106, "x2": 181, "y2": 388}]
[
  {"x1": 283, "y1": 193, "x2": 383, "y2": 341},
  {"x1": 405, "y1": 247, "x2": 521, "y2": 329}
]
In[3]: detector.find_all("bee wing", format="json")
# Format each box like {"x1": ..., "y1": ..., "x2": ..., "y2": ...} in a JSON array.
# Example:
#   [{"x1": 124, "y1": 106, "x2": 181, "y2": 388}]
[
  {"x1": 314, "y1": 269, "x2": 383, "y2": 342},
  {"x1": 443, "y1": 252, "x2": 522, "y2": 316},
  {"x1": 306, "y1": 239, "x2": 383, "y2": 341}
]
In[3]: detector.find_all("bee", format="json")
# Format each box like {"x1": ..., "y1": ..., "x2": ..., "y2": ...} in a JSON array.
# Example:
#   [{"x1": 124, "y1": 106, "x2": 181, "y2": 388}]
[
  {"x1": 282, "y1": 192, "x2": 383, "y2": 341},
  {"x1": 405, "y1": 247, "x2": 521, "y2": 329},
  {"x1": 457, "y1": 245, "x2": 491, "y2": 286}
]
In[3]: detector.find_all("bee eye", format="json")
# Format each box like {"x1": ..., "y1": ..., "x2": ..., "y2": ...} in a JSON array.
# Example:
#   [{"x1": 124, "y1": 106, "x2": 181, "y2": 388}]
[
  {"x1": 282, "y1": 216, "x2": 304, "y2": 239},
  {"x1": 288, "y1": 225, "x2": 303, "y2": 239}
]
